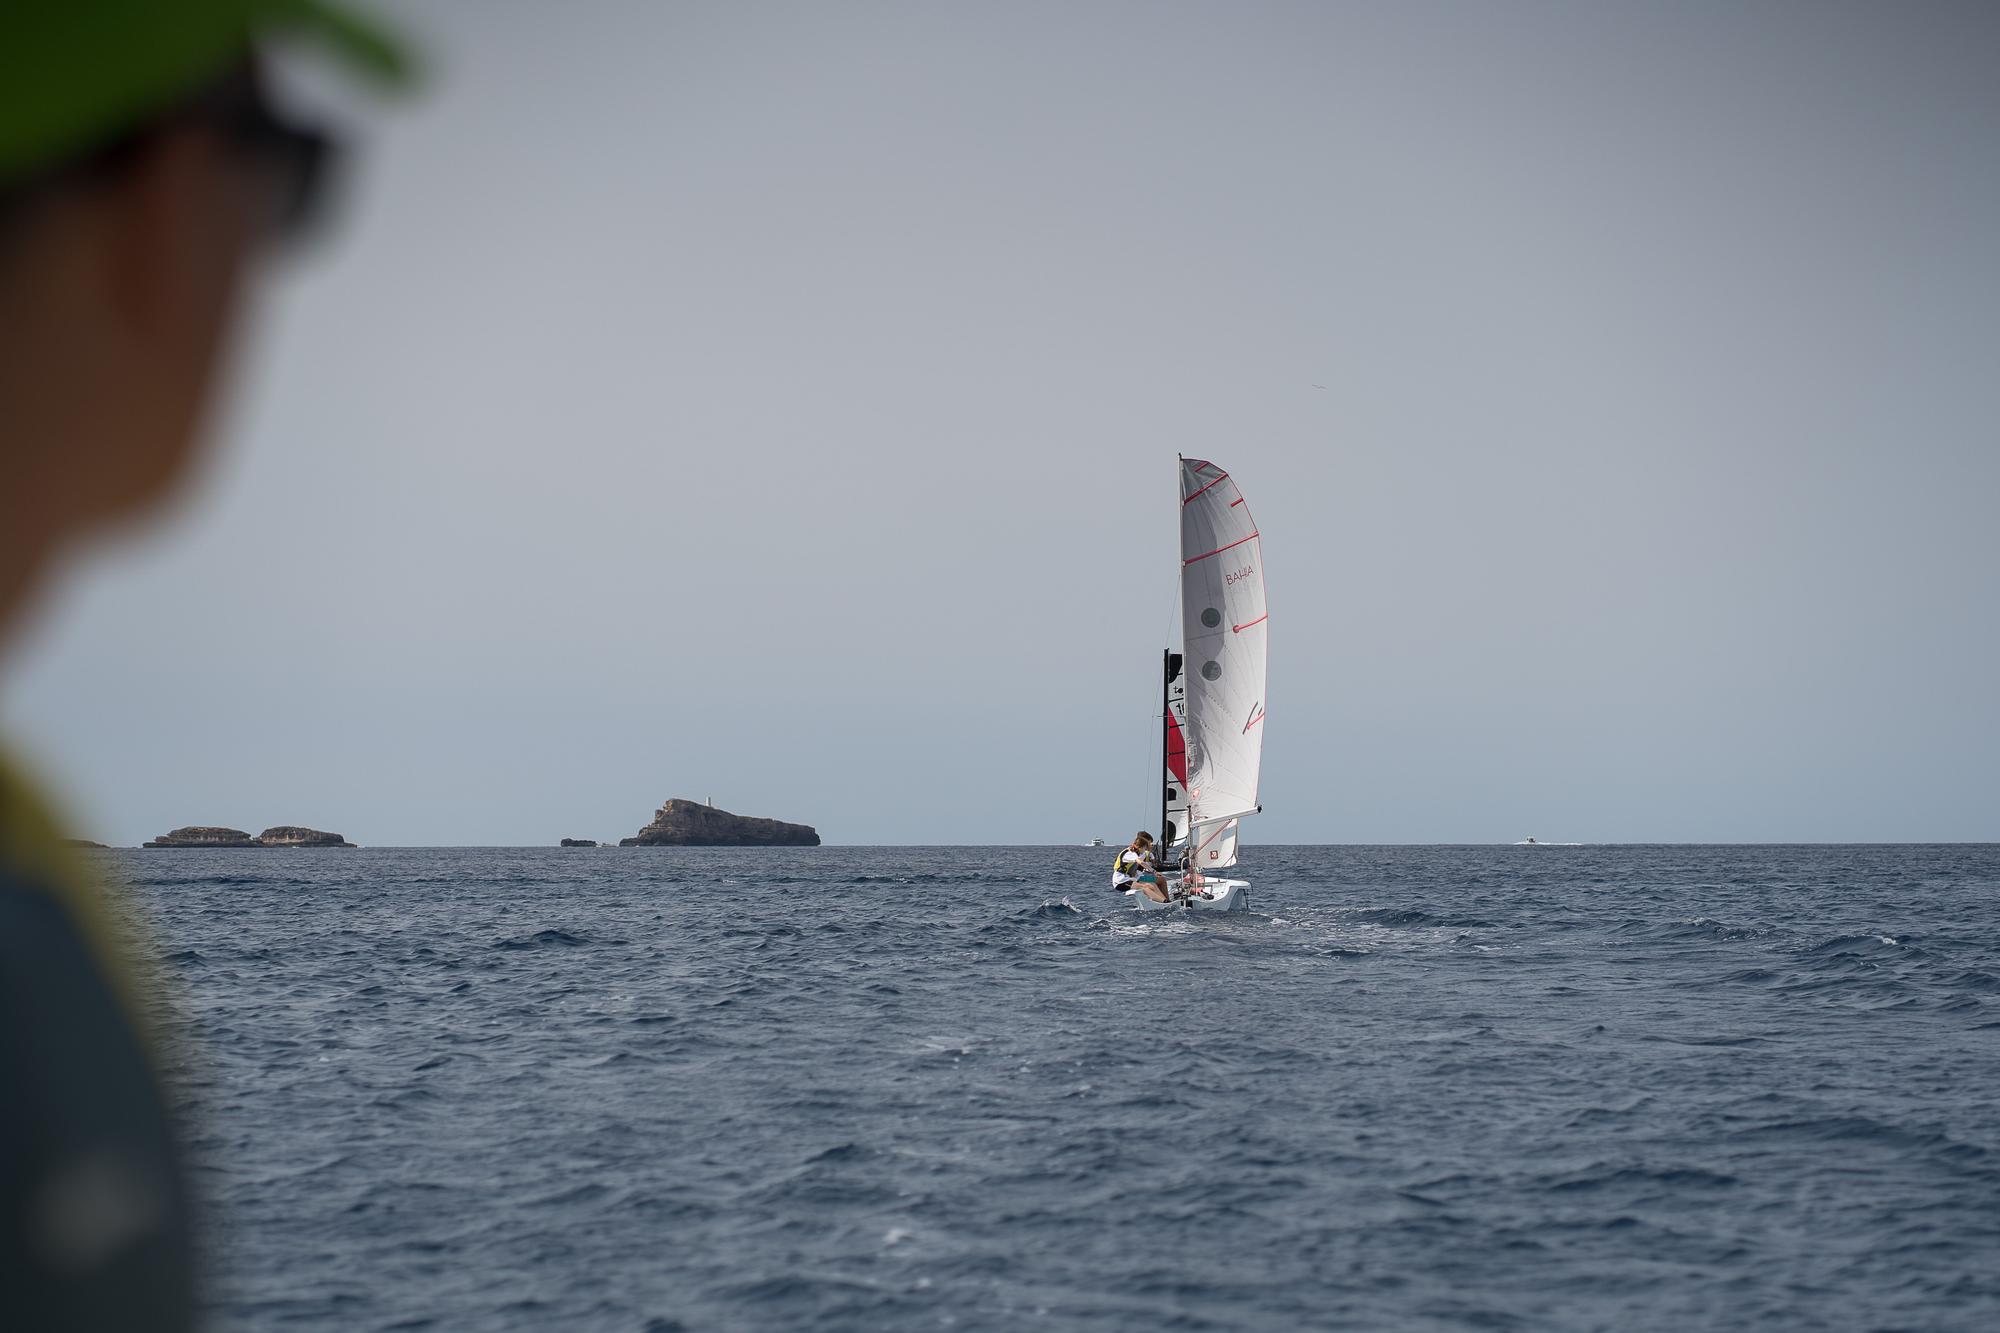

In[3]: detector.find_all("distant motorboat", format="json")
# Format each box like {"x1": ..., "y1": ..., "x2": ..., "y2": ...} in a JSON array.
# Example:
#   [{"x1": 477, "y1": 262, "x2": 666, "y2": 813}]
[{"x1": 1086, "y1": 837, "x2": 1106, "y2": 847}]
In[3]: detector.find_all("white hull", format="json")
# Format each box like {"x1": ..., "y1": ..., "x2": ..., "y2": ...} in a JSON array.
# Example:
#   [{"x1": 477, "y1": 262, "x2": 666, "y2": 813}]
[{"x1": 1126, "y1": 877, "x2": 1249, "y2": 912}]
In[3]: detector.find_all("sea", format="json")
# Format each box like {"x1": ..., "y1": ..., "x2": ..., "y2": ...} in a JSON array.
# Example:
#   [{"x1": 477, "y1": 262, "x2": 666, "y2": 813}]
[{"x1": 102, "y1": 843, "x2": 2000, "y2": 1331}]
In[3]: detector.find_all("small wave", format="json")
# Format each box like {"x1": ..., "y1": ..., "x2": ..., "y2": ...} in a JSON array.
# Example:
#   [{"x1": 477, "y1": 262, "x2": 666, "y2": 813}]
[
  {"x1": 528, "y1": 1181, "x2": 617, "y2": 1209},
  {"x1": 973, "y1": 898, "x2": 1094, "y2": 935},
  {"x1": 493, "y1": 928, "x2": 595, "y2": 950},
  {"x1": 1544, "y1": 1164, "x2": 1740, "y2": 1193},
  {"x1": 1342, "y1": 907, "x2": 1493, "y2": 928},
  {"x1": 160, "y1": 873, "x2": 284, "y2": 889},
  {"x1": 581, "y1": 1051, "x2": 653, "y2": 1068},
  {"x1": 1104, "y1": 917, "x2": 1204, "y2": 937},
  {"x1": 1562, "y1": 1099, "x2": 1654, "y2": 1127},
  {"x1": 1614, "y1": 917, "x2": 1767, "y2": 942},
  {"x1": 805, "y1": 1142, "x2": 876, "y2": 1164},
  {"x1": 1723, "y1": 1115, "x2": 1986, "y2": 1156},
  {"x1": 1803, "y1": 933, "x2": 1911, "y2": 956}
]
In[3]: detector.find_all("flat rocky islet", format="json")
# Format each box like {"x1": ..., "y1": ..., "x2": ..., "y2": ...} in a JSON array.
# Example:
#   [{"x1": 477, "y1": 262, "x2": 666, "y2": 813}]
[
  {"x1": 617, "y1": 799, "x2": 818, "y2": 847},
  {"x1": 143, "y1": 826, "x2": 356, "y2": 849}
]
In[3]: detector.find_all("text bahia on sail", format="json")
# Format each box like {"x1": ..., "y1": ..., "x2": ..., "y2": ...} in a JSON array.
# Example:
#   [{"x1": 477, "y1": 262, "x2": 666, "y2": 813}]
[{"x1": 1135, "y1": 456, "x2": 1267, "y2": 912}]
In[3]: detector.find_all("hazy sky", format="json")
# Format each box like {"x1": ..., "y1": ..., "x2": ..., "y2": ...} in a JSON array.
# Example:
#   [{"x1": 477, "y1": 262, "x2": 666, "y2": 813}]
[{"x1": 7, "y1": 1, "x2": 1997, "y2": 845}]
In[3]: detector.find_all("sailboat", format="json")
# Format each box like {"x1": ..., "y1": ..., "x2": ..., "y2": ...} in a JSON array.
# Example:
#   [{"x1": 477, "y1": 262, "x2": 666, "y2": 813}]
[{"x1": 1131, "y1": 456, "x2": 1267, "y2": 912}]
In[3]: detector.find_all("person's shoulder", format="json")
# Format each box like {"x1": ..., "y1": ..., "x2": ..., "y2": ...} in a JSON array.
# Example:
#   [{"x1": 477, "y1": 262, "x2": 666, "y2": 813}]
[
  {"x1": 0, "y1": 862, "x2": 80, "y2": 949},
  {"x1": 0, "y1": 863, "x2": 198, "y2": 1327},
  {"x1": 0, "y1": 862, "x2": 142, "y2": 1044}
]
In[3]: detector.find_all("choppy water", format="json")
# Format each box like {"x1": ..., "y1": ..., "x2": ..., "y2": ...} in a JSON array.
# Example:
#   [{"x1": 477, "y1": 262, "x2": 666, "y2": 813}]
[{"x1": 107, "y1": 844, "x2": 2000, "y2": 1330}]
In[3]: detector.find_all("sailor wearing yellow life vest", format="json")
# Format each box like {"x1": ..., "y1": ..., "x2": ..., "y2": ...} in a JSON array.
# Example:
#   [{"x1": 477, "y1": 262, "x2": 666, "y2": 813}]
[{"x1": 1111, "y1": 832, "x2": 1171, "y2": 902}]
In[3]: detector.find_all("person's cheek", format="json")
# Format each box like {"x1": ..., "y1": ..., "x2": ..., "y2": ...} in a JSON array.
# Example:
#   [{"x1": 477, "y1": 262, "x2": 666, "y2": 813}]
[{"x1": 110, "y1": 134, "x2": 260, "y2": 524}]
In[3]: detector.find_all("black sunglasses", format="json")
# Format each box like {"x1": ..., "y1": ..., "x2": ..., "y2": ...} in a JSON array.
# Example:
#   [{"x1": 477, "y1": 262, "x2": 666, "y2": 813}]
[
  {"x1": 192, "y1": 67, "x2": 341, "y2": 245},
  {"x1": 9, "y1": 60, "x2": 344, "y2": 247}
]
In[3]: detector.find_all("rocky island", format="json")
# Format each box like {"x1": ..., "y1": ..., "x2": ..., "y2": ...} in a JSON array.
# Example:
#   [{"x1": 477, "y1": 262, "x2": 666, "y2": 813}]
[
  {"x1": 560, "y1": 838, "x2": 599, "y2": 848},
  {"x1": 619, "y1": 798, "x2": 819, "y2": 847},
  {"x1": 257, "y1": 826, "x2": 357, "y2": 848},
  {"x1": 144, "y1": 825, "x2": 356, "y2": 848},
  {"x1": 144, "y1": 826, "x2": 257, "y2": 848}
]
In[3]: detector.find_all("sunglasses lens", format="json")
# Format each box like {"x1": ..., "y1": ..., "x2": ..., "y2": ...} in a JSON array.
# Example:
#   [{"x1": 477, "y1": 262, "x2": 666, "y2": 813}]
[
  {"x1": 229, "y1": 98, "x2": 337, "y2": 245},
  {"x1": 274, "y1": 130, "x2": 332, "y2": 240}
]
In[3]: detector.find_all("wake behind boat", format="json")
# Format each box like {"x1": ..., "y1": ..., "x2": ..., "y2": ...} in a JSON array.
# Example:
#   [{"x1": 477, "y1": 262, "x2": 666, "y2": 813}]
[{"x1": 1120, "y1": 455, "x2": 1267, "y2": 913}]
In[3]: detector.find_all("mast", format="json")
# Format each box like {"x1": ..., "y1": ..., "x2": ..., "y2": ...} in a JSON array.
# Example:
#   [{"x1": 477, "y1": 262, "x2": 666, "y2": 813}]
[
  {"x1": 1159, "y1": 454, "x2": 1180, "y2": 867},
  {"x1": 1159, "y1": 648, "x2": 1172, "y2": 856},
  {"x1": 1160, "y1": 453, "x2": 1179, "y2": 866}
]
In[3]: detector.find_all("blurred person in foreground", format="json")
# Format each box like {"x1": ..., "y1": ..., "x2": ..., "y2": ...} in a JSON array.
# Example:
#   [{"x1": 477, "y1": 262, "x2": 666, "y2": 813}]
[{"x1": 0, "y1": 3, "x2": 406, "y2": 1326}]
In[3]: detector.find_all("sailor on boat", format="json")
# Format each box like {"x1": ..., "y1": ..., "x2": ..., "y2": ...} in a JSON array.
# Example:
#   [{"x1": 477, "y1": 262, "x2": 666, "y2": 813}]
[{"x1": 1112, "y1": 833, "x2": 1170, "y2": 903}]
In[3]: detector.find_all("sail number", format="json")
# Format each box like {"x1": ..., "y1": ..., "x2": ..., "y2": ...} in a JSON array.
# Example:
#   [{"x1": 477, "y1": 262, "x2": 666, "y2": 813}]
[{"x1": 1224, "y1": 564, "x2": 1256, "y2": 587}]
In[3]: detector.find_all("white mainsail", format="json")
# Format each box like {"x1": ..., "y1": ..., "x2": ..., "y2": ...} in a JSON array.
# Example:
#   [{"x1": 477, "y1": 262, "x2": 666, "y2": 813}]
[{"x1": 1177, "y1": 457, "x2": 1267, "y2": 868}]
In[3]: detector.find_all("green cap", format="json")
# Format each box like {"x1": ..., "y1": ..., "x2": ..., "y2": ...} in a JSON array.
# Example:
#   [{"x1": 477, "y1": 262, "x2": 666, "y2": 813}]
[{"x1": 1, "y1": 0, "x2": 413, "y2": 188}]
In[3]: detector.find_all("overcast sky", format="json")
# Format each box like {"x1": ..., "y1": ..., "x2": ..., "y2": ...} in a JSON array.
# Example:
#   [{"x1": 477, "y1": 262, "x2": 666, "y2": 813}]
[{"x1": 6, "y1": 1, "x2": 1997, "y2": 845}]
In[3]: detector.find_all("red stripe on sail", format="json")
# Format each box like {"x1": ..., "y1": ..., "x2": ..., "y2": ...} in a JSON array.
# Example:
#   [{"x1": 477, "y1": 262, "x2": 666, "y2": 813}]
[
  {"x1": 1184, "y1": 531, "x2": 1259, "y2": 565},
  {"x1": 1183, "y1": 473, "x2": 1229, "y2": 505},
  {"x1": 1165, "y1": 708, "x2": 1189, "y2": 787},
  {"x1": 1232, "y1": 613, "x2": 1267, "y2": 633}
]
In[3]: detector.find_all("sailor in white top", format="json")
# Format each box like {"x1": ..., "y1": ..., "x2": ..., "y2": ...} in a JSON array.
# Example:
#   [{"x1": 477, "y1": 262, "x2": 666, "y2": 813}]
[{"x1": 1111, "y1": 833, "x2": 1169, "y2": 901}]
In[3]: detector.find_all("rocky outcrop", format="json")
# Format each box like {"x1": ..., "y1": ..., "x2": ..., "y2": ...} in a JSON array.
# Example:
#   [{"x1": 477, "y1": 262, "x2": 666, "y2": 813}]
[
  {"x1": 144, "y1": 826, "x2": 257, "y2": 848},
  {"x1": 560, "y1": 838, "x2": 599, "y2": 848},
  {"x1": 619, "y1": 798, "x2": 819, "y2": 847},
  {"x1": 143, "y1": 825, "x2": 356, "y2": 848},
  {"x1": 60, "y1": 838, "x2": 109, "y2": 849},
  {"x1": 257, "y1": 826, "x2": 356, "y2": 848}
]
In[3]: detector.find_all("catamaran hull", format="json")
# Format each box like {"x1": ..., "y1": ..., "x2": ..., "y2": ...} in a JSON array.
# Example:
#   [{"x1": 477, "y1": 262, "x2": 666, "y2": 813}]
[{"x1": 1127, "y1": 878, "x2": 1250, "y2": 912}]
